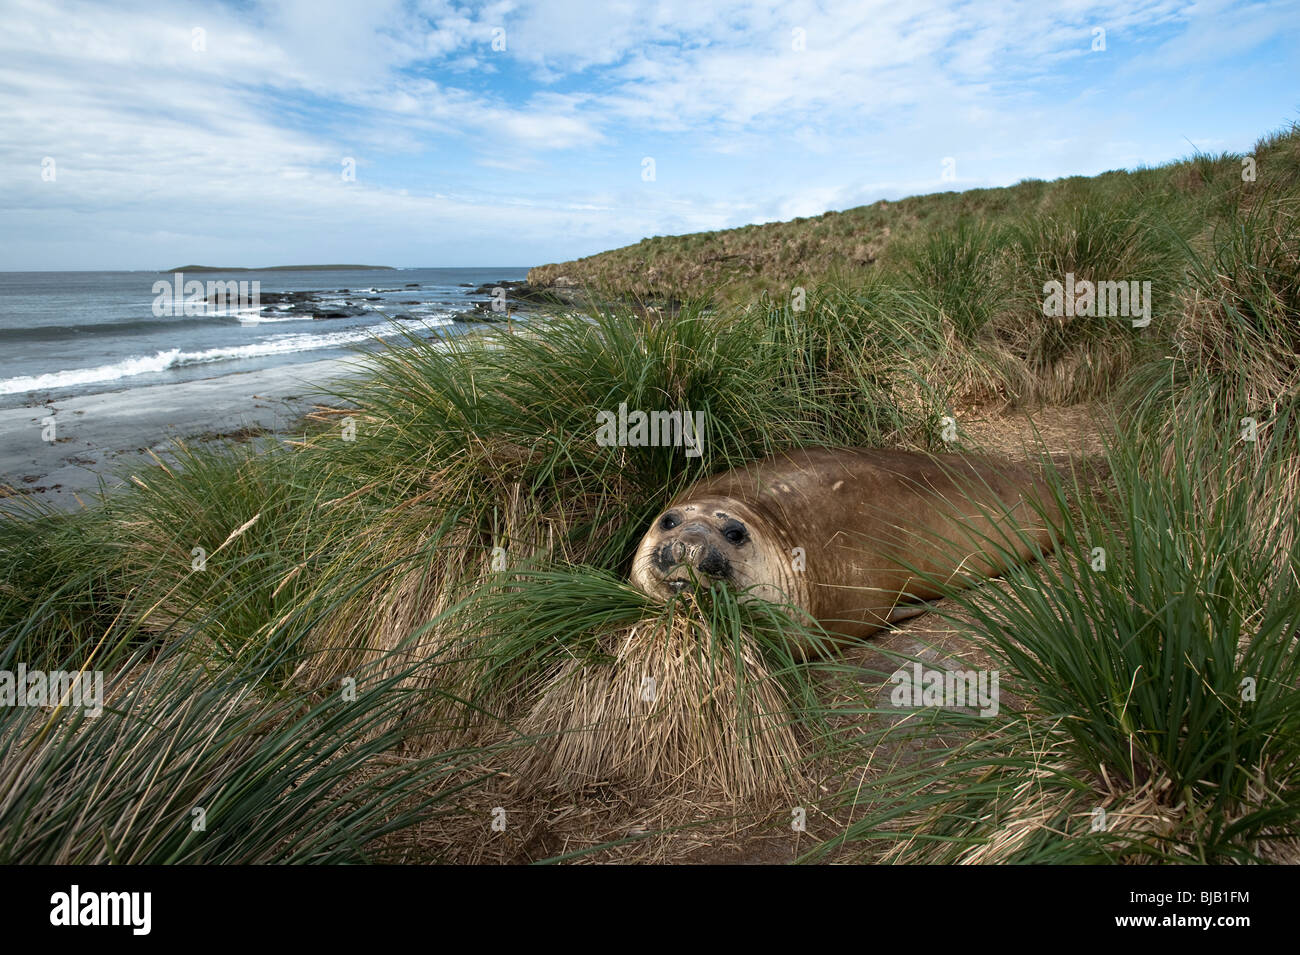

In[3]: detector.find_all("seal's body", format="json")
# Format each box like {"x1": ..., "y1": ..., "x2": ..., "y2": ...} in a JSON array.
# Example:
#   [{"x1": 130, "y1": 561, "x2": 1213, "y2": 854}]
[{"x1": 630, "y1": 448, "x2": 1058, "y2": 651}]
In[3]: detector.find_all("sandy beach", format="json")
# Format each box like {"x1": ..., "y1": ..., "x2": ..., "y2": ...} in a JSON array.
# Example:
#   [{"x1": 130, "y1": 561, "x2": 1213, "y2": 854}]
[{"x1": 0, "y1": 356, "x2": 365, "y2": 510}]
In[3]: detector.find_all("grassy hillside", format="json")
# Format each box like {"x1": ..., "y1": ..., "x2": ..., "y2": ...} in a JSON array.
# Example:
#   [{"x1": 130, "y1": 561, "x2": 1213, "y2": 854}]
[
  {"x1": 2, "y1": 122, "x2": 1298, "y2": 864},
  {"x1": 530, "y1": 125, "x2": 1300, "y2": 306}
]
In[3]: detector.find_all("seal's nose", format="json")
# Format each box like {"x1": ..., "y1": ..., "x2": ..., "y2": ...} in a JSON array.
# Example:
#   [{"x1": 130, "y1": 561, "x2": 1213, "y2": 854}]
[
  {"x1": 655, "y1": 525, "x2": 714, "y2": 577},
  {"x1": 667, "y1": 580, "x2": 688, "y2": 593},
  {"x1": 674, "y1": 526, "x2": 712, "y2": 562}
]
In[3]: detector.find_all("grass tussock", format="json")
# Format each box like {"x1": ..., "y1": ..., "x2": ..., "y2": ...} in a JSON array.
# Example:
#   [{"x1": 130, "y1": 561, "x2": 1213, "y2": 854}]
[
  {"x1": 0, "y1": 632, "x2": 506, "y2": 864},
  {"x1": 516, "y1": 609, "x2": 803, "y2": 799}
]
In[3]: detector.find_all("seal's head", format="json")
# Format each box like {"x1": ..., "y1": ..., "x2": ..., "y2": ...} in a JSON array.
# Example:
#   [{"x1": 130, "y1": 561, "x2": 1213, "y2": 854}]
[{"x1": 630, "y1": 498, "x2": 798, "y2": 605}]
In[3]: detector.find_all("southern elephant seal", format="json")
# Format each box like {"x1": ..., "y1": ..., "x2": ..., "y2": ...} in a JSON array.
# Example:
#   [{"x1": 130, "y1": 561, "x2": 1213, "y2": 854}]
[{"x1": 630, "y1": 447, "x2": 1058, "y2": 652}]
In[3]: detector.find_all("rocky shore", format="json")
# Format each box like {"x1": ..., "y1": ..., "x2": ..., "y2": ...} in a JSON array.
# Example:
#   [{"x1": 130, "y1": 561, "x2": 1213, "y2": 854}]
[
  {"x1": 205, "y1": 284, "x2": 428, "y2": 320},
  {"x1": 199, "y1": 280, "x2": 581, "y2": 323},
  {"x1": 458, "y1": 276, "x2": 681, "y2": 319},
  {"x1": 462, "y1": 278, "x2": 586, "y2": 319}
]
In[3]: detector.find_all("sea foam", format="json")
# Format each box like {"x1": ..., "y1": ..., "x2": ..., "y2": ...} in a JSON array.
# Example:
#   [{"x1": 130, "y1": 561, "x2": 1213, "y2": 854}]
[{"x1": 0, "y1": 315, "x2": 454, "y2": 395}]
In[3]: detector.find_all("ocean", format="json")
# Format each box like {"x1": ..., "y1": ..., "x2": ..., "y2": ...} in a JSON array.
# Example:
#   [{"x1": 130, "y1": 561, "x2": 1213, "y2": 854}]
[{"x1": 0, "y1": 267, "x2": 529, "y2": 409}]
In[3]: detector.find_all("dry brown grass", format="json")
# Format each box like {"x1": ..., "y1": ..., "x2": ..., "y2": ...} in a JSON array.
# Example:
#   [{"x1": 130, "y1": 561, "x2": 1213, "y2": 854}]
[{"x1": 513, "y1": 611, "x2": 808, "y2": 801}]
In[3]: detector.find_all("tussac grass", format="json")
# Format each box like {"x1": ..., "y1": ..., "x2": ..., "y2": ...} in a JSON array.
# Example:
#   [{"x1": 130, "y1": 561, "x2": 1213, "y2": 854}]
[
  {"x1": 807, "y1": 410, "x2": 1300, "y2": 864},
  {"x1": 1, "y1": 123, "x2": 1298, "y2": 863},
  {"x1": 0, "y1": 634, "x2": 503, "y2": 864},
  {"x1": 0, "y1": 498, "x2": 126, "y2": 669},
  {"x1": 499, "y1": 570, "x2": 830, "y2": 798}
]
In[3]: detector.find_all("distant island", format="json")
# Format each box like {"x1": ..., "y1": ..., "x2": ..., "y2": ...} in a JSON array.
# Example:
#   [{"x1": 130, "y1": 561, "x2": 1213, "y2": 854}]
[{"x1": 161, "y1": 264, "x2": 396, "y2": 273}]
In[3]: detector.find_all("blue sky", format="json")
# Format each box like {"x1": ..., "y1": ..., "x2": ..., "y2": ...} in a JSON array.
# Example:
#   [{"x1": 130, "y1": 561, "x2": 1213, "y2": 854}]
[{"x1": 2, "y1": 0, "x2": 1297, "y2": 270}]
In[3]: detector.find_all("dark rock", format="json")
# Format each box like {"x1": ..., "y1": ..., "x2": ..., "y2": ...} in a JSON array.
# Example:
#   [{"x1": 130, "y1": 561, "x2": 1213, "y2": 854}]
[
  {"x1": 468, "y1": 280, "x2": 526, "y2": 295},
  {"x1": 313, "y1": 305, "x2": 368, "y2": 319},
  {"x1": 212, "y1": 289, "x2": 278, "y2": 305},
  {"x1": 252, "y1": 290, "x2": 316, "y2": 305},
  {"x1": 462, "y1": 302, "x2": 509, "y2": 322},
  {"x1": 463, "y1": 278, "x2": 584, "y2": 314}
]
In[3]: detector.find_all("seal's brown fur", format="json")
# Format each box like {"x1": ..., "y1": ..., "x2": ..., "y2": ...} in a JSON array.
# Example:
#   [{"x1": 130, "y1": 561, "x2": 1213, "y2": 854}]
[{"x1": 631, "y1": 448, "x2": 1058, "y2": 651}]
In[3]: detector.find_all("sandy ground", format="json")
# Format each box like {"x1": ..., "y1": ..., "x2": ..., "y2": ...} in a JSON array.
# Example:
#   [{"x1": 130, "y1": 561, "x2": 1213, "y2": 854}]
[{"x1": 0, "y1": 356, "x2": 364, "y2": 510}]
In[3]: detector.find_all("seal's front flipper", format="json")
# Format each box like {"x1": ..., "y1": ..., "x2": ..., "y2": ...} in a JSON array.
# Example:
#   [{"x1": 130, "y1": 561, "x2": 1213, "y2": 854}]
[{"x1": 885, "y1": 602, "x2": 933, "y2": 625}]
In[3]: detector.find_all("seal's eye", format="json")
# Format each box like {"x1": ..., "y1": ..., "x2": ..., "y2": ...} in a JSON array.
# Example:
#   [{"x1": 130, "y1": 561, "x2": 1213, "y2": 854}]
[
  {"x1": 721, "y1": 520, "x2": 748, "y2": 545},
  {"x1": 659, "y1": 512, "x2": 680, "y2": 531}
]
